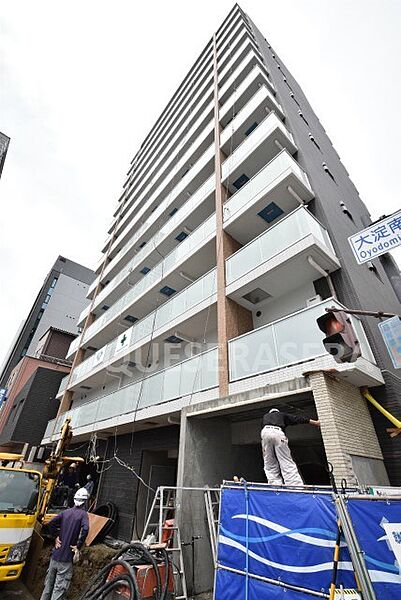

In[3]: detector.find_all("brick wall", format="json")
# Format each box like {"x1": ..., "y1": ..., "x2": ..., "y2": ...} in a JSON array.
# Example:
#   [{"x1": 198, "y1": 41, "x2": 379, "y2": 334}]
[{"x1": 309, "y1": 371, "x2": 384, "y2": 484}]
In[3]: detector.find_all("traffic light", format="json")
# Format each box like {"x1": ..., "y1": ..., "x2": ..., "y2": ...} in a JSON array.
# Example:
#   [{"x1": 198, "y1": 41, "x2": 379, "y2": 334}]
[{"x1": 316, "y1": 310, "x2": 361, "y2": 363}]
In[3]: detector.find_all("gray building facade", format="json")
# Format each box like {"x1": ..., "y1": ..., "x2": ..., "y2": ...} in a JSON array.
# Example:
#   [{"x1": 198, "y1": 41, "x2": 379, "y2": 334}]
[{"x1": 0, "y1": 256, "x2": 95, "y2": 389}]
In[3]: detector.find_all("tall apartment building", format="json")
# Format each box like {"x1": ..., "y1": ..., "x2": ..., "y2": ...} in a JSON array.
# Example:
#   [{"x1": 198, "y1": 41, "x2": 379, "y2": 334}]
[
  {"x1": 43, "y1": 5, "x2": 401, "y2": 548},
  {"x1": 0, "y1": 131, "x2": 10, "y2": 179}
]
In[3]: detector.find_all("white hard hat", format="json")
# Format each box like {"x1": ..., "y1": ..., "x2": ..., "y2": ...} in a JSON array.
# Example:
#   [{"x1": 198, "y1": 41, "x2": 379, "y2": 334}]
[
  {"x1": 269, "y1": 408, "x2": 280, "y2": 413},
  {"x1": 69, "y1": 462, "x2": 77, "y2": 468},
  {"x1": 74, "y1": 487, "x2": 89, "y2": 506}
]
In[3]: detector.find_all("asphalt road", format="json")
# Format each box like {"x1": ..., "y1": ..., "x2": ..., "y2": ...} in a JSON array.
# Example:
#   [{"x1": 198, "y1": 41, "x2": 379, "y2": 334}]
[{"x1": 0, "y1": 581, "x2": 35, "y2": 599}]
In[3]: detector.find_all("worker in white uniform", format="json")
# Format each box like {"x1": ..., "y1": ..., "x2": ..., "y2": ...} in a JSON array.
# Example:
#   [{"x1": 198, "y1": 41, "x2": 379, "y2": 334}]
[{"x1": 261, "y1": 408, "x2": 320, "y2": 485}]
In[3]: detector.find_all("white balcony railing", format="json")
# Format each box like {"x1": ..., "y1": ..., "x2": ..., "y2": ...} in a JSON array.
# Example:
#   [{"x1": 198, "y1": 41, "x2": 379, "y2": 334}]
[
  {"x1": 223, "y1": 149, "x2": 310, "y2": 228},
  {"x1": 228, "y1": 299, "x2": 376, "y2": 382},
  {"x1": 68, "y1": 269, "x2": 217, "y2": 388},
  {"x1": 45, "y1": 347, "x2": 218, "y2": 440},
  {"x1": 82, "y1": 214, "x2": 216, "y2": 344},
  {"x1": 226, "y1": 206, "x2": 334, "y2": 286}
]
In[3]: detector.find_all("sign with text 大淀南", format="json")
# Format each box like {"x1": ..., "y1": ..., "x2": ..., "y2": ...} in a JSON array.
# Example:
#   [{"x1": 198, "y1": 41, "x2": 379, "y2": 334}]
[{"x1": 348, "y1": 210, "x2": 401, "y2": 264}]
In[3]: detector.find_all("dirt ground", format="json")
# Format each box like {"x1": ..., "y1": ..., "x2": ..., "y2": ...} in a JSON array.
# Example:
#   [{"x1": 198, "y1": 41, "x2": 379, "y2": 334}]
[
  {"x1": 29, "y1": 541, "x2": 213, "y2": 600},
  {"x1": 30, "y1": 541, "x2": 116, "y2": 600}
]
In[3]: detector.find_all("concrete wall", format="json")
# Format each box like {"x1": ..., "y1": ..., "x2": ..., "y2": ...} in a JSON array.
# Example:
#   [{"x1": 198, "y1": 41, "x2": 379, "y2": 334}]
[{"x1": 27, "y1": 272, "x2": 91, "y2": 353}]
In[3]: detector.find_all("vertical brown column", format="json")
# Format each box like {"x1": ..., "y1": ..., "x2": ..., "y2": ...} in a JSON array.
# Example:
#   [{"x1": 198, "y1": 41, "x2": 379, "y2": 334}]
[{"x1": 213, "y1": 34, "x2": 252, "y2": 397}]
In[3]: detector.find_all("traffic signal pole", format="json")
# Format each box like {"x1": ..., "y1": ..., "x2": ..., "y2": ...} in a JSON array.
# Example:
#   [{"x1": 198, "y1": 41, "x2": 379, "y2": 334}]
[{"x1": 326, "y1": 307, "x2": 399, "y2": 319}]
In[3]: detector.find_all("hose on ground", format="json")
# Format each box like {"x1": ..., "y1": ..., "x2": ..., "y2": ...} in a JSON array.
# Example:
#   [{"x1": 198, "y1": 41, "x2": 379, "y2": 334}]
[
  {"x1": 77, "y1": 542, "x2": 171, "y2": 600},
  {"x1": 114, "y1": 542, "x2": 162, "y2": 599},
  {"x1": 78, "y1": 559, "x2": 139, "y2": 600},
  {"x1": 91, "y1": 501, "x2": 118, "y2": 543}
]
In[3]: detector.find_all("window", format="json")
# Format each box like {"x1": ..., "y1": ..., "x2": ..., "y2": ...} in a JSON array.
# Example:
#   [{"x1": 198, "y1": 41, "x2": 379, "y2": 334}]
[
  {"x1": 245, "y1": 122, "x2": 258, "y2": 137},
  {"x1": 258, "y1": 202, "x2": 284, "y2": 223},
  {"x1": 102, "y1": 305, "x2": 110, "y2": 311},
  {"x1": 165, "y1": 335, "x2": 183, "y2": 344},
  {"x1": 139, "y1": 241, "x2": 147, "y2": 249},
  {"x1": 232, "y1": 173, "x2": 250, "y2": 190},
  {"x1": 169, "y1": 207, "x2": 178, "y2": 218},
  {"x1": 175, "y1": 231, "x2": 188, "y2": 242},
  {"x1": 160, "y1": 286, "x2": 176, "y2": 297},
  {"x1": 124, "y1": 315, "x2": 138, "y2": 323},
  {"x1": 140, "y1": 266, "x2": 151, "y2": 275}
]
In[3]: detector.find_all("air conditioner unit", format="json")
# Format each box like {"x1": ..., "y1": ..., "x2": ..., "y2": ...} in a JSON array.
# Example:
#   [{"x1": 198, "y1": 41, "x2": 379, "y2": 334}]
[{"x1": 306, "y1": 294, "x2": 322, "y2": 307}]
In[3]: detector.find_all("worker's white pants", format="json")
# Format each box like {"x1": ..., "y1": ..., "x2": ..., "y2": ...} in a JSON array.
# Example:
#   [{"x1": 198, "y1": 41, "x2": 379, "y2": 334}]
[{"x1": 261, "y1": 426, "x2": 303, "y2": 486}]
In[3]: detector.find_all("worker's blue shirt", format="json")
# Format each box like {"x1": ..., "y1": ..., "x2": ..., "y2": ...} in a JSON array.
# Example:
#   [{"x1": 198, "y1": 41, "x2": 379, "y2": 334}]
[{"x1": 48, "y1": 506, "x2": 89, "y2": 563}]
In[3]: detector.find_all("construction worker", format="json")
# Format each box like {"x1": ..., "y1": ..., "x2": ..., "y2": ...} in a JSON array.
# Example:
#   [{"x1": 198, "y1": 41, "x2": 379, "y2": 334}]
[
  {"x1": 261, "y1": 408, "x2": 320, "y2": 485},
  {"x1": 60, "y1": 462, "x2": 79, "y2": 507},
  {"x1": 40, "y1": 488, "x2": 89, "y2": 600}
]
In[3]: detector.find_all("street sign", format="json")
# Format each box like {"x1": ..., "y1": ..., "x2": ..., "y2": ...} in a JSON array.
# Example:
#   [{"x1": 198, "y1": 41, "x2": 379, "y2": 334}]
[
  {"x1": 348, "y1": 210, "x2": 401, "y2": 264},
  {"x1": 378, "y1": 316, "x2": 401, "y2": 369}
]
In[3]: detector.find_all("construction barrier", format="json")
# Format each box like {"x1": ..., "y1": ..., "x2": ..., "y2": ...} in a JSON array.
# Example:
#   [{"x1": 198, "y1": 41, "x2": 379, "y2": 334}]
[
  {"x1": 346, "y1": 497, "x2": 401, "y2": 598},
  {"x1": 214, "y1": 484, "x2": 401, "y2": 599}
]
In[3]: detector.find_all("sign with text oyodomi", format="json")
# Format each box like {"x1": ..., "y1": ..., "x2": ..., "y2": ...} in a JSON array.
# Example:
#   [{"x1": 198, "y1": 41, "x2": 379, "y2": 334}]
[{"x1": 348, "y1": 210, "x2": 401, "y2": 264}]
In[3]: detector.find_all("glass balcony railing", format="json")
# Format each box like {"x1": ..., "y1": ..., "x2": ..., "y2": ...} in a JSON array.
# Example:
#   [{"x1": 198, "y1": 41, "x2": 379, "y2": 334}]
[
  {"x1": 69, "y1": 269, "x2": 217, "y2": 387},
  {"x1": 228, "y1": 299, "x2": 376, "y2": 382},
  {"x1": 82, "y1": 214, "x2": 216, "y2": 344},
  {"x1": 219, "y1": 51, "x2": 272, "y2": 104},
  {"x1": 223, "y1": 149, "x2": 310, "y2": 225},
  {"x1": 56, "y1": 375, "x2": 69, "y2": 397},
  {"x1": 226, "y1": 206, "x2": 334, "y2": 286},
  {"x1": 113, "y1": 116, "x2": 214, "y2": 242},
  {"x1": 45, "y1": 347, "x2": 218, "y2": 440}
]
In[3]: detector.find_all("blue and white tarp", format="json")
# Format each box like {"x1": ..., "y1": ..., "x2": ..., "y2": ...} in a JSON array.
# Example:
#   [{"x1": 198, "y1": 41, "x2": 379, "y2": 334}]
[
  {"x1": 215, "y1": 486, "x2": 401, "y2": 599},
  {"x1": 347, "y1": 498, "x2": 401, "y2": 598}
]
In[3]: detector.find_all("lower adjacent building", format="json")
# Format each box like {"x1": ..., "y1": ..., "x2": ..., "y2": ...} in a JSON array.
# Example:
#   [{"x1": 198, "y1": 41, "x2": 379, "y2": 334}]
[
  {"x1": 0, "y1": 327, "x2": 75, "y2": 455},
  {"x1": 42, "y1": 6, "x2": 401, "y2": 587}
]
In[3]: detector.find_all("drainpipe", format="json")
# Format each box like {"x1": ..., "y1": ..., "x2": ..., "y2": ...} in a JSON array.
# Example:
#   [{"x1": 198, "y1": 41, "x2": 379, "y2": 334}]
[{"x1": 307, "y1": 255, "x2": 337, "y2": 299}]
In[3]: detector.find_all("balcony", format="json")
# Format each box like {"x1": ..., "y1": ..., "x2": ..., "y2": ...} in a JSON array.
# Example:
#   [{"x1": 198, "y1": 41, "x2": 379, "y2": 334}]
[
  {"x1": 124, "y1": 45, "x2": 213, "y2": 189},
  {"x1": 221, "y1": 117, "x2": 296, "y2": 203},
  {"x1": 220, "y1": 65, "x2": 282, "y2": 128},
  {"x1": 80, "y1": 214, "x2": 216, "y2": 349},
  {"x1": 44, "y1": 348, "x2": 219, "y2": 443},
  {"x1": 112, "y1": 117, "x2": 214, "y2": 244},
  {"x1": 219, "y1": 50, "x2": 272, "y2": 106},
  {"x1": 225, "y1": 206, "x2": 339, "y2": 306},
  {"x1": 223, "y1": 149, "x2": 313, "y2": 244},
  {"x1": 219, "y1": 37, "x2": 263, "y2": 87},
  {"x1": 228, "y1": 299, "x2": 384, "y2": 390},
  {"x1": 63, "y1": 269, "x2": 217, "y2": 392}
]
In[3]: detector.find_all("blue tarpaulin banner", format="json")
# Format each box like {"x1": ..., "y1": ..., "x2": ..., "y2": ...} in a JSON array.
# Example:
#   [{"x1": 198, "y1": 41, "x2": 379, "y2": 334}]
[
  {"x1": 215, "y1": 567, "x2": 319, "y2": 600},
  {"x1": 215, "y1": 486, "x2": 401, "y2": 599},
  {"x1": 347, "y1": 498, "x2": 401, "y2": 598}
]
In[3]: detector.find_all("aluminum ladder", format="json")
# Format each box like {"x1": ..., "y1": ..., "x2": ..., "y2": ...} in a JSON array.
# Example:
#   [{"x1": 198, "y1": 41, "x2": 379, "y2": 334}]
[
  {"x1": 141, "y1": 486, "x2": 188, "y2": 600},
  {"x1": 204, "y1": 487, "x2": 221, "y2": 562}
]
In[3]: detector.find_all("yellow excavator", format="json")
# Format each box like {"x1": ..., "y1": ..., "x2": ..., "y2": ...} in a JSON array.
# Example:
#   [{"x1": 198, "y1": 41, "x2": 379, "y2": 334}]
[{"x1": 0, "y1": 418, "x2": 80, "y2": 582}]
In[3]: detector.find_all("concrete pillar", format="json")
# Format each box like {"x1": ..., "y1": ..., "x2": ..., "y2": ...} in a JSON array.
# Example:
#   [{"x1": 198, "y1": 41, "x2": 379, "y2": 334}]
[
  {"x1": 177, "y1": 411, "x2": 236, "y2": 594},
  {"x1": 308, "y1": 371, "x2": 388, "y2": 486}
]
